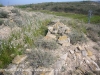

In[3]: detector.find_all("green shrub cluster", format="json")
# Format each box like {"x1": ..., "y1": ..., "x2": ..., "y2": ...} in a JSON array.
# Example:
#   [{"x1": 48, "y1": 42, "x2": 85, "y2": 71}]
[
  {"x1": 0, "y1": 10, "x2": 8, "y2": 18},
  {"x1": 35, "y1": 39, "x2": 58, "y2": 50},
  {"x1": 0, "y1": 4, "x2": 3, "y2": 7},
  {"x1": 11, "y1": 9, "x2": 21, "y2": 16},
  {"x1": 69, "y1": 30, "x2": 86, "y2": 44},
  {"x1": 0, "y1": 19, "x2": 4, "y2": 25}
]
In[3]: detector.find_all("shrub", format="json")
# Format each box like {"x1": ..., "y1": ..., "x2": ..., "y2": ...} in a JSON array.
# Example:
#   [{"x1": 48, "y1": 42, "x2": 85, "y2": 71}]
[
  {"x1": 0, "y1": 10, "x2": 8, "y2": 18},
  {"x1": 29, "y1": 49, "x2": 56, "y2": 68},
  {"x1": 87, "y1": 30, "x2": 98, "y2": 42},
  {"x1": 0, "y1": 4, "x2": 3, "y2": 7},
  {"x1": 0, "y1": 19, "x2": 4, "y2": 25},
  {"x1": 69, "y1": 30, "x2": 86, "y2": 44},
  {"x1": 35, "y1": 39, "x2": 58, "y2": 50},
  {"x1": 98, "y1": 31, "x2": 100, "y2": 37},
  {"x1": 11, "y1": 9, "x2": 21, "y2": 16},
  {"x1": 13, "y1": 19, "x2": 22, "y2": 26},
  {"x1": 0, "y1": 39, "x2": 23, "y2": 68}
]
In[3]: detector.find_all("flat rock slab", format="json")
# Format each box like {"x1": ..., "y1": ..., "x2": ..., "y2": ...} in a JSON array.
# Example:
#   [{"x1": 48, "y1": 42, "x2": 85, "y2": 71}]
[
  {"x1": 12, "y1": 55, "x2": 27, "y2": 65},
  {"x1": 58, "y1": 35, "x2": 70, "y2": 46}
]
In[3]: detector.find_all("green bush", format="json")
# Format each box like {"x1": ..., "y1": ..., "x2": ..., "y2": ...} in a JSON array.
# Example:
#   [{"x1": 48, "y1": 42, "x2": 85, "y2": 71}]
[
  {"x1": 29, "y1": 49, "x2": 56, "y2": 68},
  {"x1": 0, "y1": 10, "x2": 8, "y2": 18},
  {"x1": 35, "y1": 39, "x2": 58, "y2": 50},
  {"x1": 98, "y1": 31, "x2": 100, "y2": 37},
  {"x1": 0, "y1": 4, "x2": 3, "y2": 7},
  {"x1": 87, "y1": 30, "x2": 98, "y2": 42},
  {"x1": 13, "y1": 19, "x2": 22, "y2": 25},
  {"x1": 0, "y1": 39, "x2": 23, "y2": 68},
  {"x1": 11, "y1": 9, "x2": 21, "y2": 16},
  {"x1": 0, "y1": 19, "x2": 4, "y2": 25},
  {"x1": 69, "y1": 30, "x2": 86, "y2": 44}
]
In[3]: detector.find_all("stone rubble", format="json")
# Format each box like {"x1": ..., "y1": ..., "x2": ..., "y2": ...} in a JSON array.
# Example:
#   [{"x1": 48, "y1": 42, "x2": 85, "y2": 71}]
[{"x1": 1, "y1": 17, "x2": 100, "y2": 75}]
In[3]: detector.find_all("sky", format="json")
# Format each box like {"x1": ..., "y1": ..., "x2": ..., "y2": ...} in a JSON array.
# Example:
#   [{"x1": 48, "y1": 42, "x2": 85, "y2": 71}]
[{"x1": 0, "y1": 0, "x2": 97, "y2": 6}]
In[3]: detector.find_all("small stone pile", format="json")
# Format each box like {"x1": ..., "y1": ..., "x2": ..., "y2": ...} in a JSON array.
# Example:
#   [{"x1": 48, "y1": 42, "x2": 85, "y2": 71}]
[{"x1": 44, "y1": 21, "x2": 71, "y2": 47}]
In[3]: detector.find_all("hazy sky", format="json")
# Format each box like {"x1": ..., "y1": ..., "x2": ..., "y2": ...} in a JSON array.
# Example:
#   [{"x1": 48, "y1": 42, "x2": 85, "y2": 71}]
[{"x1": 0, "y1": 0, "x2": 96, "y2": 5}]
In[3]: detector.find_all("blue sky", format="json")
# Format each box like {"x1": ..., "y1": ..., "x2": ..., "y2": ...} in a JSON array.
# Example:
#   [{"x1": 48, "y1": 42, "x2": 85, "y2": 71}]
[{"x1": 0, "y1": 0, "x2": 96, "y2": 5}]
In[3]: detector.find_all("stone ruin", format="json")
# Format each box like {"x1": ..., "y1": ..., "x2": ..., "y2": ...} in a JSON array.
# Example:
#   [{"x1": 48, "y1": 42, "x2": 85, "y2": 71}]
[
  {"x1": 44, "y1": 21, "x2": 71, "y2": 47},
  {"x1": 43, "y1": 21, "x2": 100, "y2": 75},
  {"x1": 1, "y1": 21, "x2": 100, "y2": 75}
]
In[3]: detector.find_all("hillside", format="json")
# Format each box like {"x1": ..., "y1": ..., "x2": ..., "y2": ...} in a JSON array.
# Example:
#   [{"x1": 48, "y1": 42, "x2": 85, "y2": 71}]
[
  {"x1": 16, "y1": 1, "x2": 100, "y2": 15},
  {"x1": 16, "y1": 1, "x2": 100, "y2": 24},
  {"x1": 0, "y1": 5, "x2": 100, "y2": 75}
]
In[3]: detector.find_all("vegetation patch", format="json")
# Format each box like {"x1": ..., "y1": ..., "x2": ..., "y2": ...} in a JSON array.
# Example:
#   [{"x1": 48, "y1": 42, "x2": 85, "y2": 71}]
[
  {"x1": 0, "y1": 10, "x2": 8, "y2": 18},
  {"x1": 0, "y1": 15, "x2": 51, "y2": 68},
  {"x1": 0, "y1": 39, "x2": 23, "y2": 68},
  {"x1": 0, "y1": 19, "x2": 4, "y2": 25},
  {"x1": 0, "y1": 4, "x2": 3, "y2": 7},
  {"x1": 35, "y1": 39, "x2": 58, "y2": 50},
  {"x1": 69, "y1": 30, "x2": 87, "y2": 44},
  {"x1": 29, "y1": 49, "x2": 56, "y2": 68},
  {"x1": 11, "y1": 9, "x2": 21, "y2": 16},
  {"x1": 16, "y1": 1, "x2": 100, "y2": 24}
]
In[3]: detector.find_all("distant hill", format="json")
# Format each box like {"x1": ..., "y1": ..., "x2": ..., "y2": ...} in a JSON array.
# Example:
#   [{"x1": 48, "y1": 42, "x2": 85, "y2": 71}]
[{"x1": 16, "y1": 1, "x2": 100, "y2": 15}]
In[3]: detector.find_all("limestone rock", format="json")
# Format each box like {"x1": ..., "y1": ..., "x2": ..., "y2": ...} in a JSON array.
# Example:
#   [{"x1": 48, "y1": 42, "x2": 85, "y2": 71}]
[
  {"x1": 12, "y1": 55, "x2": 27, "y2": 64},
  {"x1": 58, "y1": 35, "x2": 70, "y2": 46},
  {"x1": 58, "y1": 26, "x2": 67, "y2": 35},
  {"x1": 90, "y1": 55, "x2": 96, "y2": 60},
  {"x1": 88, "y1": 61, "x2": 100, "y2": 71},
  {"x1": 64, "y1": 27, "x2": 71, "y2": 34},
  {"x1": 75, "y1": 53, "x2": 82, "y2": 59},
  {"x1": 51, "y1": 22, "x2": 65, "y2": 34},
  {"x1": 44, "y1": 32, "x2": 56, "y2": 40},
  {"x1": 48, "y1": 26, "x2": 53, "y2": 33},
  {"x1": 81, "y1": 50, "x2": 87, "y2": 57},
  {"x1": 37, "y1": 67, "x2": 54, "y2": 75},
  {"x1": 69, "y1": 50, "x2": 74, "y2": 54},
  {"x1": 26, "y1": 49, "x2": 32, "y2": 53},
  {"x1": 87, "y1": 50, "x2": 93, "y2": 56},
  {"x1": 60, "y1": 53, "x2": 68, "y2": 61},
  {"x1": 7, "y1": 64, "x2": 17, "y2": 71}
]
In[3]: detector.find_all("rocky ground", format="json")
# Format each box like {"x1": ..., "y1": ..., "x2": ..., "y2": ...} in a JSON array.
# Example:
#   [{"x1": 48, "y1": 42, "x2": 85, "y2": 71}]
[{"x1": 0, "y1": 6, "x2": 100, "y2": 75}]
